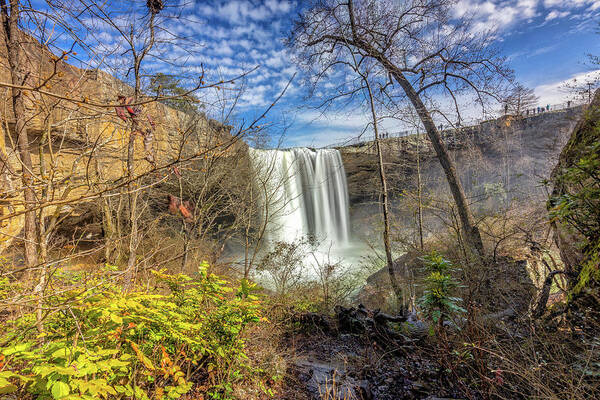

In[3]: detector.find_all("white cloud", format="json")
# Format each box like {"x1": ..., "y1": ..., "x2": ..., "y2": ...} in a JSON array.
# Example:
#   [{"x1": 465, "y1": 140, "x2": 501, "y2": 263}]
[
  {"x1": 285, "y1": 108, "x2": 415, "y2": 148},
  {"x1": 453, "y1": 0, "x2": 540, "y2": 34},
  {"x1": 284, "y1": 128, "x2": 359, "y2": 148},
  {"x1": 211, "y1": 41, "x2": 235, "y2": 56},
  {"x1": 265, "y1": 0, "x2": 292, "y2": 13},
  {"x1": 264, "y1": 49, "x2": 287, "y2": 69},
  {"x1": 517, "y1": 0, "x2": 538, "y2": 17},
  {"x1": 534, "y1": 69, "x2": 600, "y2": 104},
  {"x1": 197, "y1": 0, "x2": 294, "y2": 24},
  {"x1": 544, "y1": 0, "x2": 599, "y2": 8},
  {"x1": 544, "y1": 0, "x2": 600, "y2": 10},
  {"x1": 454, "y1": 0, "x2": 599, "y2": 34},
  {"x1": 294, "y1": 109, "x2": 369, "y2": 130},
  {"x1": 545, "y1": 10, "x2": 570, "y2": 21}
]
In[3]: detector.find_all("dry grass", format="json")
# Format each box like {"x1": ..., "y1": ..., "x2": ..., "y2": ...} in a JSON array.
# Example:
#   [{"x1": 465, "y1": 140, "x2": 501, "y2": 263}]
[{"x1": 318, "y1": 371, "x2": 355, "y2": 400}]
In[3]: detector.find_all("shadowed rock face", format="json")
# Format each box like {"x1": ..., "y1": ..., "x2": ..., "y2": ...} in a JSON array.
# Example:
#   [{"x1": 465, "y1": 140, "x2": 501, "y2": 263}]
[
  {"x1": 550, "y1": 93, "x2": 600, "y2": 276},
  {"x1": 339, "y1": 107, "x2": 583, "y2": 241},
  {"x1": 340, "y1": 107, "x2": 583, "y2": 207}
]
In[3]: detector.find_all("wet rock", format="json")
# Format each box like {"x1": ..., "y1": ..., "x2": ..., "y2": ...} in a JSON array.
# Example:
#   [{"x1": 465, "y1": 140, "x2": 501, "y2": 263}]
[{"x1": 293, "y1": 358, "x2": 369, "y2": 400}]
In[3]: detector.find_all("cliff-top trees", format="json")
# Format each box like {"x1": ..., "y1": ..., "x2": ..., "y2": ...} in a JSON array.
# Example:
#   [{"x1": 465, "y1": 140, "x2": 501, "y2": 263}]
[
  {"x1": 289, "y1": 0, "x2": 514, "y2": 257},
  {"x1": 504, "y1": 84, "x2": 538, "y2": 116}
]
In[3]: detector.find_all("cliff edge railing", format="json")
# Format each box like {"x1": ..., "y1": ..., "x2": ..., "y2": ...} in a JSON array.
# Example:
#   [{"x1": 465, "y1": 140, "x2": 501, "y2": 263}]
[{"x1": 326, "y1": 99, "x2": 587, "y2": 149}]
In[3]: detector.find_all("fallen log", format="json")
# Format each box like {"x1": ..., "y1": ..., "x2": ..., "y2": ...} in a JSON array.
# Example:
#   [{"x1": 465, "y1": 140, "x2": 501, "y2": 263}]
[
  {"x1": 292, "y1": 304, "x2": 424, "y2": 346},
  {"x1": 292, "y1": 311, "x2": 332, "y2": 333},
  {"x1": 334, "y1": 304, "x2": 415, "y2": 349}
]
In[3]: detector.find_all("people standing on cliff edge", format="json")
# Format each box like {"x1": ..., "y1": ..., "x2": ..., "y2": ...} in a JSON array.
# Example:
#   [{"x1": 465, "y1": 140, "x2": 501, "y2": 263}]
[{"x1": 115, "y1": 95, "x2": 157, "y2": 166}]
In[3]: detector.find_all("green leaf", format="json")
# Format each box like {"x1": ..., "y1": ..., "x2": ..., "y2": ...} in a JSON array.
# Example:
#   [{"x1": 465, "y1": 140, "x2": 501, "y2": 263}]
[
  {"x1": 51, "y1": 347, "x2": 70, "y2": 359},
  {"x1": 51, "y1": 381, "x2": 70, "y2": 399},
  {"x1": 2, "y1": 342, "x2": 30, "y2": 355},
  {"x1": 110, "y1": 313, "x2": 123, "y2": 324},
  {"x1": 0, "y1": 377, "x2": 18, "y2": 394}
]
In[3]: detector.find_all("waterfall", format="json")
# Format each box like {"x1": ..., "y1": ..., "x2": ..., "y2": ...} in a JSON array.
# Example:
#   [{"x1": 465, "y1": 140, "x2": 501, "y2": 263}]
[{"x1": 249, "y1": 147, "x2": 351, "y2": 247}]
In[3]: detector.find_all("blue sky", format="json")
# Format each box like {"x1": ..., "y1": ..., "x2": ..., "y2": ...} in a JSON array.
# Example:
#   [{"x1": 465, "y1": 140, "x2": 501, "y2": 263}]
[
  {"x1": 41, "y1": 0, "x2": 600, "y2": 148},
  {"x1": 179, "y1": 0, "x2": 600, "y2": 148},
  {"x1": 163, "y1": 0, "x2": 600, "y2": 148}
]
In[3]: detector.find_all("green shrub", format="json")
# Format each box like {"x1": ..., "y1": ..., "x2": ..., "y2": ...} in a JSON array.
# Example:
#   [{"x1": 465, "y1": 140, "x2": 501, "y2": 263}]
[
  {"x1": 418, "y1": 252, "x2": 465, "y2": 332},
  {"x1": 0, "y1": 263, "x2": 268, "y2": 399}
]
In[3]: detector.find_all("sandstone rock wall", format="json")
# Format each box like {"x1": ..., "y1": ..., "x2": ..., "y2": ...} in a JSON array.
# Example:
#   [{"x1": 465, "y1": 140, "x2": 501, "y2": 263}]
[{"x1": 0, "y1": 33, "x2": 232, "y2": 253}]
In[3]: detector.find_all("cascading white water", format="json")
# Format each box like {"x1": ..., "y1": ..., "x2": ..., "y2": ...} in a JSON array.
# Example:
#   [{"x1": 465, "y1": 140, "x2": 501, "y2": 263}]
[{"x1": 249, "y1": 147, "x2": 351, "y2": 247}]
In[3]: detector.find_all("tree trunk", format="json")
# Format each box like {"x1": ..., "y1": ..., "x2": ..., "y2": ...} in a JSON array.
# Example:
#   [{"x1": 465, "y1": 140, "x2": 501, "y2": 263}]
[
  {"x1": 0, "y1": 0, "x2": 38, "y2": 269},
  {"x1": 532, "y1": 268, "x2": 567, "y2": 318},
  {"x1": 181, "y1": 235, "x2": 189, "y2": 273},
  {"x1": 387, "y1": 66, "x2": 483, "y2": 257},
  {"x1": 416, "y1": 135, "x2": 424, "y2": 251},
  {"x1": 0, "y1": 124, "x2": 14, "y2": 194},
  {"x1": 35, "y1": 232, "x2": 47, "y2": 334},
  {"x1": 101, "y1": 195, "x2": 115, "y2": 262},
  {"x1": 34, "y1": 120, "x2": 50, "y2": 334},
  {"x1": 343, "y1": 5, "x2": 484, "y2": 256},
  {"x1": 124, "y1": 131, "x2": 138, "y2": 291},
  {"x1": 365, "y1": 78, "x2": 403, "y2": 311},
  {"x1": 123, "y1": 13, "x2": 155, "y2": 290}
]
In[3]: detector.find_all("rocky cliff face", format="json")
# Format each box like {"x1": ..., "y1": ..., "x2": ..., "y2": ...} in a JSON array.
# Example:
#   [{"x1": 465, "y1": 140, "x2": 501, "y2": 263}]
[
  {"x1": 344, "y1": 108, "x2": 585, "y2": 313},
  {"x1": 0, "y1": 33, "x2": 227, "y2": 177},
  {"x1": 548, "y1": 90, "x2": 600, "y2": 326},
  {"x1": 341, "y1": 107, "x2": 583, "y2": 210},
  {"x1": 0, "y1": 33, "x2": 232, "y2": 253},
  {"x1": 339, "y1": 107, "x2": 584, "y2": 244}
]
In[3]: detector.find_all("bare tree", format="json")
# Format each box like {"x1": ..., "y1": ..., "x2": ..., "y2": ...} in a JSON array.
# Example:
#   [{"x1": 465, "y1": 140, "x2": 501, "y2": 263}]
[
  {"x1": 564, "y1": 25, "x2": 600, "y2": 105},
  {"x1": 0, "y1": 0, "x2": 295, "y2": 343},
  {"x1": 290, "y1": 0, "x2": 515, "y2": 257},
  {"x1": 0, "y1": 1, "x2": 108, "y2": 332},
  {"x1": 504, "y1": 84, "x2": 538, "y2": 116},
  {"x1": 106, "y1": 1, "x2": 159, "y2": 289},
  {"x1": 416, "y1": 132, "x2": 424, "y2": 250},
  {"x1": 157, "y1": 123, "x2": 249, "y2": 274},
  {"x1": 365, "y1": 76, "x2": 403, "y2": 307},
  {"x1": 242, "y1": 144, "x2": 304, "y2": 278},
  {"x1": 344, "y1": 52, "x2": 404, "y2": 307},
  {"x1": 257, "y1": 239, "x2": 306, "y2": 298},
  {"x1": 54, "y1": 0, "x2": 211, "y2": 289}
]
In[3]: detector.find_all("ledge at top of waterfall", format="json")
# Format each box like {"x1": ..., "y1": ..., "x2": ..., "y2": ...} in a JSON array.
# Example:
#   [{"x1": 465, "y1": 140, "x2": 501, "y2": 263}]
[{"x1": 249, "y1": 147, "x2": 351, "y2": 249}]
